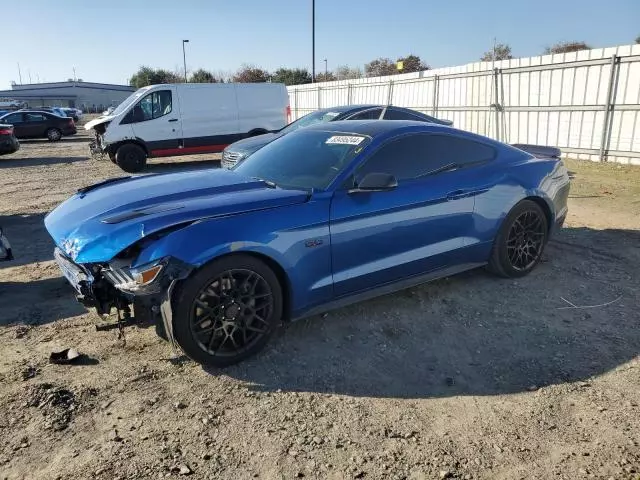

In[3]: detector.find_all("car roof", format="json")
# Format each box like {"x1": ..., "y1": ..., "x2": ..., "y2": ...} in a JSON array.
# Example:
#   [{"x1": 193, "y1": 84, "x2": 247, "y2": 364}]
[{"x1": 316, "y1": 104, "x2": 380, "y2": 114}]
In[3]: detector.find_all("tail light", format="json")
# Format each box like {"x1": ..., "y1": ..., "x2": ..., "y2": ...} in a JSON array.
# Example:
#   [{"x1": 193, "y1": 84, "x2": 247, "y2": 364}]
[
  {"x1": 286, "y1": 105, "x2": 291, "y2": 124},
  {"x1": 0, "y1": 127, "x2": 13, "y2": 135}
]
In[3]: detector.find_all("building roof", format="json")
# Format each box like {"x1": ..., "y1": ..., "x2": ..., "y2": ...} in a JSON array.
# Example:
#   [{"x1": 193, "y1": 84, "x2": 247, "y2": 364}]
[{"x1": 10, "y1": 81, "x2": 135, "y2": 92}]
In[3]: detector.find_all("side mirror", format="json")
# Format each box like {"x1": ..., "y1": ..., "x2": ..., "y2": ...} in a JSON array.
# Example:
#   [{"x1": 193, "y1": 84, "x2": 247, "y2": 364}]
[{"x1": 350, "y1": 172, "x2": 398, "y2": 193}]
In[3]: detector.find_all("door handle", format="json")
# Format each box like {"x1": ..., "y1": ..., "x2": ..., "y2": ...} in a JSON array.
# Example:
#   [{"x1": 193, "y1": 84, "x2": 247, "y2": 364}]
[
  {"x1": 447, "y1": 189, "x2": 468, "y2": 200},
  {"x1": 168, "y1": 118, "x2": 178, "y2": 123}
]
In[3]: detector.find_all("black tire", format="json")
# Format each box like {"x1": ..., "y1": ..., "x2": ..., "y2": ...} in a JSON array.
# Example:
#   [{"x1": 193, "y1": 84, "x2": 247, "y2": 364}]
[
  {"x1": 46, "y1": 128, "x2": 62, "y2": 142},
  {"x1": 488, "y1": 200, "x2": 548, "y2": 278},
  {"x1": 115, "y1": 144, "x2": 147, "y2": 173},
  {"x1": 108, "y1": 152, "x2": 117, "y2": 164},
  {"x1": 172, "y1": 254, "x2": 283, "y2": 367}
]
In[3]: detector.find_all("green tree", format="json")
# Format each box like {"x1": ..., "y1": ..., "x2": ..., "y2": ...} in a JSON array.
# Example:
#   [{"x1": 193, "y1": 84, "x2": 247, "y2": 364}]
[
  {"x1": 271, "y1": 68, "x2": 312, "y2": 85},
  {"x1": 129, "y1": 66, "x2": 181, "y2": 88},
  {"x1": 365, "y1": 57, "x2": 397, "y2": 77},
  {"x1": 315, "y1": 71, "x2": 337, "y2": 82},
  {"x1": 334, "y1": 65, "x2": 363, "y2": 80},
  {"x1": 544, "y1": 41, "x2": 591, "y2": 54},
  {"x1": 396, "y1": 54, "x2": 430, "y2": 72},
  {"x1": 232, "y1": 64, "x2": 270, "y2": 83},
  {"x1": 480, "y1": 43, "x2": 513, "y2": 61},
  {"x1": 189, "y1": 69, "x2": 219, "y2": 83}
]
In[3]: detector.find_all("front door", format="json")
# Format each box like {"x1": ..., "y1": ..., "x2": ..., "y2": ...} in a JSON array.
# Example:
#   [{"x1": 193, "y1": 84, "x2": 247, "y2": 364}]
[
  {"x1": 329, "y1": 132, "x2": 496, "y2": 297},
  {"x1": 125, "y1": 87, "x2": 182, "y2": 157}
]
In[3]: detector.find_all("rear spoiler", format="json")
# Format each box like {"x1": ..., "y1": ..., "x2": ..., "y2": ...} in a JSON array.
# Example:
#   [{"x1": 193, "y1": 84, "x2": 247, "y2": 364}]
[{"x1": 511, "y1": 143, "x2": 561, "y2": 159}]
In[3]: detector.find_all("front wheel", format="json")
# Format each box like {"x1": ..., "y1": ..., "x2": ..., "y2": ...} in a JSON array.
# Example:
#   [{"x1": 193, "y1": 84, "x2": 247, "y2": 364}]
[
  {"x1": 172, "y1": 255, "x2": 283, "y2": 367},
  {"x1": 115, "y1": 144, "x2": 147, "y2": 173},
  {"x1": 488, "y1": 200, "x2": 548, "y2": 278}
]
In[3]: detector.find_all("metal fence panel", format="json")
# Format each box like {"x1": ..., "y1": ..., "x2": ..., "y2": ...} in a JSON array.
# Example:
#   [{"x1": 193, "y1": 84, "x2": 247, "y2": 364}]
[{"x1": 287, "y1": 43, "x2": 640, "y2": 164}]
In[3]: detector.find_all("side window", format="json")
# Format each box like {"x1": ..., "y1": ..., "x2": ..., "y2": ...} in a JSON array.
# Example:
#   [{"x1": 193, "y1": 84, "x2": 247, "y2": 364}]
[
  {"x1": 26, "y1": 113, "x2": 47, "y2": 122},
  {"x1": 3, "y1": 113, "x2": 23, "y2": 123},
  {"x1": 383, "y1": 108, "x2": 425, "y2": 121},
  {"x1": 347, "y1": 108, "x2": 383, "y2": 120},
  {"x1": 357, "y1": 134, "x2": 496, "y2": 181},
  {"x1": 122, "y1": 90, "x2": 172, "y2": 124}
]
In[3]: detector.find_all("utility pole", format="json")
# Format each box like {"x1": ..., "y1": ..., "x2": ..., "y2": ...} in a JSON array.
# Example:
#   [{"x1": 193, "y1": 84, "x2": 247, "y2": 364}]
[
  {"x1": 311, "y1": 0, "x2": 315, "y2": 82},
  {"x1": 73, "y1": 67, "x2": 77, "y2": 82},
  {"x1": 28, "y1": 70, "x2": 32, "y2": 84},
  {"x1": 182, "y1": 40, "x2": 189, "y2": 82},
  {"x1": 324, "y1": 58, "x2": 327, "y2": 77},
  {"x1": 17, "y1": 63, "x2": 23, "y2": 84}
]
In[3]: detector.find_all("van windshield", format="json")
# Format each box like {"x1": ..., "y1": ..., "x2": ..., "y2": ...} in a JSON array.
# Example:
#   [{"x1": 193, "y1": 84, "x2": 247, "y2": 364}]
[{"x1": 110, "y1": 89, "x2": 149, "y2": 117}]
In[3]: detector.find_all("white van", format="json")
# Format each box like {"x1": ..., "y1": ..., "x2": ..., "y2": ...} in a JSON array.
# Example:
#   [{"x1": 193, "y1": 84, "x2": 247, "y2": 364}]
[{"x1": 85, "y1": 83, "x2": 290, "y2": 172}]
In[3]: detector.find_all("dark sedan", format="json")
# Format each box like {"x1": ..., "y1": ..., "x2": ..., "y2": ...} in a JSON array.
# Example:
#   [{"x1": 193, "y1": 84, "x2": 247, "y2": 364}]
[
  {"x1": 0, "y1": 123, "x2": 19, "y2": 155},
  {"x1": 0, "y1": 110, "x2": 76, "y2": 141},
  {"x1": 221, "y1": 105, "x2": 452, "y2": 168}
]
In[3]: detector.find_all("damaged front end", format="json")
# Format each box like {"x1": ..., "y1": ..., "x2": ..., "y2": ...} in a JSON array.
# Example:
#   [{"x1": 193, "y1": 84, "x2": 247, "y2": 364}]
[
  {"x1": 88, "y1": 119, "x2": 111, "y2": 157},
  {"x1": 53, "y1": 242, "x2": 193, "y2": 337}
]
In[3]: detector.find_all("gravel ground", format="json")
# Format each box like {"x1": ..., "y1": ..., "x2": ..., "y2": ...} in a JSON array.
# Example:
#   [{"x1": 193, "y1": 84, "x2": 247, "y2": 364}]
[{"x1": 0, "y1": 131, "x2": 639, "y2": 480}]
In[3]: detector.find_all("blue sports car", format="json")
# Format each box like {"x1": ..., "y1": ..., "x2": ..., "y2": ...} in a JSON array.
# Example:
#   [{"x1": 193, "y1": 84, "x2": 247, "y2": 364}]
[{"x1": 45, "y1": 121, "x2": 570, "y2": 367}]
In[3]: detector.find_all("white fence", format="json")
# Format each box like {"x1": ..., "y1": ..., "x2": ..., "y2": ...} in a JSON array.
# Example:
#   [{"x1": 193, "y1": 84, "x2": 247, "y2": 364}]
[{"x1": 287, "y1": 44, "x2": 640, "y2": 165}]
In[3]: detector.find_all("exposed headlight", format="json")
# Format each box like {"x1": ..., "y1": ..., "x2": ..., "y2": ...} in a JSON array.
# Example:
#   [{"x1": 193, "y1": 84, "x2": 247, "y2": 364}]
[{"x1": 103, "y1": 259, "x2": 166, "y2": 293}]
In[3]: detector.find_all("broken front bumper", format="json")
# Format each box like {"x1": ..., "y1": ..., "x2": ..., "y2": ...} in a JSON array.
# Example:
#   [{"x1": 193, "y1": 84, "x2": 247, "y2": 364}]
[{"x1": 53, "y1": 248, "x2": 193, "y2": 336}]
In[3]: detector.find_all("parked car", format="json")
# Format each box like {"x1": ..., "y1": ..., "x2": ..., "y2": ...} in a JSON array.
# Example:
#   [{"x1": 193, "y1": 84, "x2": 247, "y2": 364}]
[
  {"x1": 0, "y1": 110, "x2": 76, "y2": 141},
  {"x1": 85, "y1": 82, "x2": 290, "y2": 173},
  {"x1": 25, "y1": 106, "x2": 68, "y2": 118},
  {"x1": 45, "y1": 120, "x2": 570, "y2": 367},
  {"x1": 0, "y1": 123, "x2": 19, "y2": 155},
  {"x1": 62, "y1": 108, "x2": 82, "y2": 122},
  {"x1": 221, "y1": 105, "x2": 452, "y2": 168}
]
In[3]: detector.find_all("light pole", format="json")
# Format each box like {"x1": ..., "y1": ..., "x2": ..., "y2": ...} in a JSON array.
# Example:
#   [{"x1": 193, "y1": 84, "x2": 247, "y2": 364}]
[
  {"x1": 324, "y1": 58, "x2": 327, "y2": 78},
  {"x1": 182, "y1": 39, "x2": 189, "y2": 82},
  {"x1": 311, "y1": 0, "x2": 315, "y2": 82}
]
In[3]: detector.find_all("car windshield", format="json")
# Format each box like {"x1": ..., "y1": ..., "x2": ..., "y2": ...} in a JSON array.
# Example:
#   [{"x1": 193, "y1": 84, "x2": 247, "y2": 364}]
[
  {"x1": 233, "y1": 129, "x2": 369, "y2": 191},
  {"x1": 279, "y1": 110, "x2": 341, "y2": 135},
  {"x1": 110, "y1": 88, "x2": 149, "y2": 117}
]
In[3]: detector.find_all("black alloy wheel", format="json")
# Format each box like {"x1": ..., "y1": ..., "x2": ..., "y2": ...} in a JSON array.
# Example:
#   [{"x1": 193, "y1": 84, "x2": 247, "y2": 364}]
[
  {"x1": 488, "y1": 199, "x2": 549, "y2": 278},
  {"x1": 506, "y1": 210, "x2": 546, "y2": 271},
  {"x1": 190, "y1": 269, "x2": 273, "y2": 356},
  {"x1": 172, "y1": 255, "x2": 283, "y2": 367}
]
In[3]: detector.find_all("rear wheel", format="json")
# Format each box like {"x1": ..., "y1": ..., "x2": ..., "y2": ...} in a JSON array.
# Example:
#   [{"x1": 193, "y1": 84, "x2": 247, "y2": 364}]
[
  {"x1": 488, "y1": 200, "x2": 548, "y2": 278},
  {"x1": 115, "y1": 144, "x2": 147, "y2": 173},
  {"x1": 172, "y1": 255, "x2": 283, "y2": 367},
  {"x1": 46, "y1": 128, "x2": 62, "y2": 142}
]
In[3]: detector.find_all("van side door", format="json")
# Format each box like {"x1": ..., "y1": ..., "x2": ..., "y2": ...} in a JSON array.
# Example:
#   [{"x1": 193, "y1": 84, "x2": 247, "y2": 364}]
[{"x1": 177, "y1": 84, "x2": 239, "y2": 153}]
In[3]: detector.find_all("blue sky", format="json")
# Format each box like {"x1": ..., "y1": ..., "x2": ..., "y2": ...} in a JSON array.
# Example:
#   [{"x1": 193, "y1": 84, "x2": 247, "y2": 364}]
[{"x1": 3, "y1": 0, "x2": 639, "y2": 89}]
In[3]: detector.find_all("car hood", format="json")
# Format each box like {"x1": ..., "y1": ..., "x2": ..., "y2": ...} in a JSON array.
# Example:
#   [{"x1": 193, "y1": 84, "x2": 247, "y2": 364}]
[
  {"x1": 85, "y1": 115, "x2": 115, "y2": 131},
  {"x1": 225, "y1": 132, "x2": 281, "y2": 155},
  {"x1": 45, "y1": 169, "x2": 308, "y2": 263}
]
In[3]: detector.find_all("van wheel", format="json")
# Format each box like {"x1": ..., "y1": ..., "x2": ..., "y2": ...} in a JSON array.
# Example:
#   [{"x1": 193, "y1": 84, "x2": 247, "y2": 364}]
[{"x1": 115, "y1": 144, "x2": 147, "y2": 173}]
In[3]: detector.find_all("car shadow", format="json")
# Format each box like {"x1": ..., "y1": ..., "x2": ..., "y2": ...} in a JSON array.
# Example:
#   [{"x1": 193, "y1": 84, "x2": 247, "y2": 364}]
[
  {"x1": 0, "y1": 276, "x2": 87, "y2": 326},
  {"x1": 210, "y1": 225, "x2": 639, "y2": 399},
  {"x1": 0, "y1": 156, "x2": 88, "y2": 168},
  {"x1": 0, "y1": 212, "x2": 54, "y2": 267}
]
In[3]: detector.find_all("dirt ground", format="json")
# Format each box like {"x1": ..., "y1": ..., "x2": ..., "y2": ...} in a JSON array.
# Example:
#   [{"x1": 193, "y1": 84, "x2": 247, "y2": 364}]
[{"x1": 0, "y1": 129, "x2": 639, "y2": 480}]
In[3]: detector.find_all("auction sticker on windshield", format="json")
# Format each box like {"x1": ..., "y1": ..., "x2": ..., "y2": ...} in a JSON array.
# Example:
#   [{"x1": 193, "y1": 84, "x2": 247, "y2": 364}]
[{"x1": 325, "y1": 135, "x2": 365, "y2": 145}]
